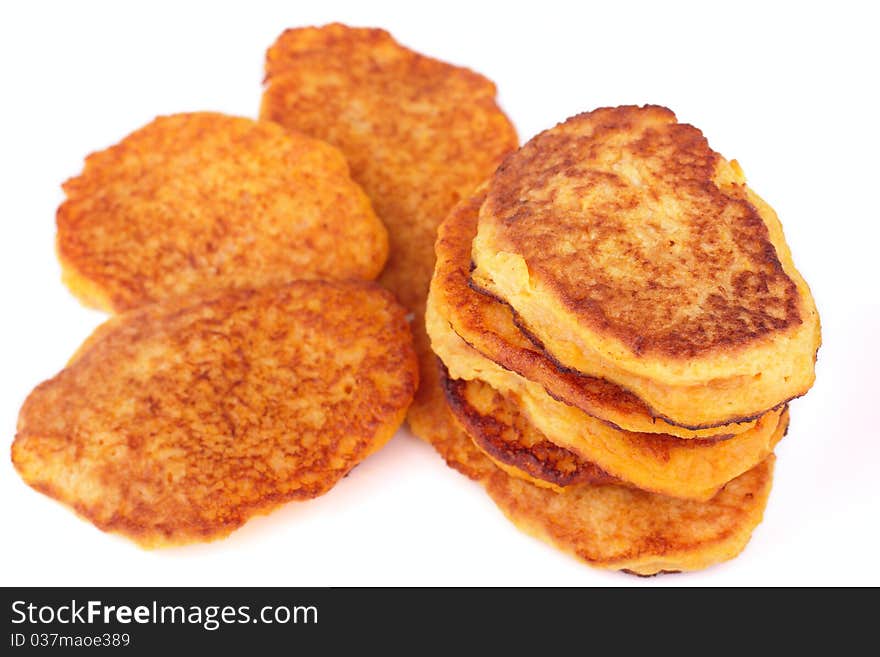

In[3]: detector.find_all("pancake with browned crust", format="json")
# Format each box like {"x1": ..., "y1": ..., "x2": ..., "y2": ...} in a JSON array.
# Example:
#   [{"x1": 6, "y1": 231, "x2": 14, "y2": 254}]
[
  {"x1": 12, "y1": 281, "x2": 417, "y2": 547},
  {"x1": 57, "y1": 112, "x2": 387, "y2": 312},
  {"x1": 471, "y1": 105, "x2": 820, "y2": 427},
  {"x1": 432, "y1": 187, "x2": 757, "y2": 437},
  {"x1": 488, "y1": 454, "x2": 776, "y2": 576},
  {"x1": 427, "y1": 293, "x2": 785, "y2": 500},
  {"x1": 259, "y1": 23, "x2": 518, "y2": 437},
  {"x1": 412, "y1": 361, "x2": 777, "y2": 574},
  {"x1": 443, "y1": 373, "x2": 619, "y2": 491}
]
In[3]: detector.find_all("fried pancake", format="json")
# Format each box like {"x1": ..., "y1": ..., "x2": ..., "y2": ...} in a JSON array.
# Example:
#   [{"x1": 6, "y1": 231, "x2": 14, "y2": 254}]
[
  {"x1": 413, "y1": 360, "x2": 776, "y2": 574},
  {"x1": 443, "y1": 373, "x2": 619, "y2": 491},
  {"x1": 57, "y1": 112, "x2": 388, "y2": 312},
  {"x1": 432, "y1": 187, "x2": 756, "y2": 437},
  {"x1": 427, "y1": 297, "x2": 785, "y2": 500},
  {"x1": 471, "y1": 105, "x2": 820, "y2": 426},
  {"x1": 259, "y1": 23, "x2": 517, "y2": 434},
  {"x1": 489, "y1": 455, "x2": 776, "y2": 575},
  {"x1": 12, "y1": 281, "x2": 417, "y2": 547}
]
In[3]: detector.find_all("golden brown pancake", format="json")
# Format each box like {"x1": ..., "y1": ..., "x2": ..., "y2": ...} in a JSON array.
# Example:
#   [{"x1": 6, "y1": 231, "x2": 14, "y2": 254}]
[
  {"x1": 12, "y1": 281, "x2": 417, "y2": 547},
  {"x1": 443, "y1": 373, "x2": 619, "y2": 491},
  {"x1": 58, "y1": 112, "x2": 388, "y2": 312},
  {"x1": 428, "y1": 294, "x2": 785, "y2": 500},
  {"x1": 432, "y1": 187, "x2": 757, "y2": 437},
  {"x1": 471, "y1": 105, "x2": 820, "y2": 427},
  {"x1": 488, "y1": 454, "x2": 776, "y2": 575},
  {"x1": 259, "y1": 23, "x2": 518, "y2": 434},
  {"x1": 412, "y1": 360, "x2": 777, "y2": 575}
]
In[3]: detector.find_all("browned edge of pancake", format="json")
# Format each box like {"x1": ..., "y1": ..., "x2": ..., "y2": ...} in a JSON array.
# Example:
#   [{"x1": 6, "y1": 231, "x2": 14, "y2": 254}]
[
  {"x1": 440, "y1": 365, "x2": 620, "y2": 489},
  {"x1": 466, "y1": 274, "x2": 793, "y2": 431},
  {"x1": 411, "y1": 357, "x2": 778, "y2": 575}
]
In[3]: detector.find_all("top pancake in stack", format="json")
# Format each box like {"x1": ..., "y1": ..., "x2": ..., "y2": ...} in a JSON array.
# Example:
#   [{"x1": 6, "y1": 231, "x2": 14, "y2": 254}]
[{"x1": 469, "y1": 105, "x2": 820, "y2": 429}]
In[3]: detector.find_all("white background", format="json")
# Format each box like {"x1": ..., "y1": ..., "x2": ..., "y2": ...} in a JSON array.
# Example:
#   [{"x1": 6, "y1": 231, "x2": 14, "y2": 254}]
[{"x1": 1, "y1": 0, "x2": 877, "y2": 586}]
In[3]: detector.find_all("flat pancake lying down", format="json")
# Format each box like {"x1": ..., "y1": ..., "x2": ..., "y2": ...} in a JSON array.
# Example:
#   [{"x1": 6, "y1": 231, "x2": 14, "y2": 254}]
[
  {"x1": 57, "y1": 112, "x2": 388, "y2": 312},
  {"x1": 431, "y1": 187, "x2": 757, "y2": 438},
  {"x1": 427, "y1": 294, "x2": 785, "y2": 500},
  {"x1": 443, "y1": 372, "x2": 619, "y2": 491},
  {"x1": 471, "y1": 105, "x2": 820, "y2": 427},
  {"x1": 488, "y1": 455, "x2": 776, "y2": 576},
  {"x1": 12, "y1": 281, "x2": 417, "y2": 547},
  {"x1": 260, "y1": 23, "x2": 518, "y2": 435},
  {"x1": 411, "y1": 359, "x2": 776, "y2": 575}
]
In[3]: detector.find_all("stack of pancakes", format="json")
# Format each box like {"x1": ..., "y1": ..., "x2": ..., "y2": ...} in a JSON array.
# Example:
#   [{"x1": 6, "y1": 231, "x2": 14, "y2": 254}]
[{"x1": 426, "y1": 105, "x2": 820, "y2": 573}]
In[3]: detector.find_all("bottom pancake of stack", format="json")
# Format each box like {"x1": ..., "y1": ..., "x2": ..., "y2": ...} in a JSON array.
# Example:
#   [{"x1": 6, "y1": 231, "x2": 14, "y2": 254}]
[{"x1": 408, "y1": 363, "x2": 777, "y2": 575}]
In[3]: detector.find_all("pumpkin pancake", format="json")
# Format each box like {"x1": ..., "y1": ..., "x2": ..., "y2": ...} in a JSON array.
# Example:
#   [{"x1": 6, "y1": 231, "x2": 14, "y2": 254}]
[
  {"x1": 57, "y1": 112, "x2": 387, "y2": 312},
  {"x1": 259, "y1": 23, "x2": 518, "y2": 435},
  {"x1": 413, "y1": 362, "x2": 777, "y2": 575},
  {"x1": 12, "y1": 281, "x2": 417, "y2": 547},
  {"x1": 488, "y1": 453, "x2": 776, "y2": 576},
  {"x1": 471, "y1": 105, "x2": 820, "y2": 427}
]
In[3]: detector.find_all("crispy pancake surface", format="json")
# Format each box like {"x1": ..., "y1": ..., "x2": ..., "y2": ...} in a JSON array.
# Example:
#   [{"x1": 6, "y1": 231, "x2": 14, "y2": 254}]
[
  {"x1": 427, "y1": 294, "x2": 785, "y2": 500},
  {"x1": 471, "y1": 105, "x2": 820, "y2": 425},
  {"x1": 443, "y1": 374, "x2": 618, "y2": 491},
  {"x1": 432, "y1": 188, "x2": 756, "y2": 437},
  {"x1": 412, "y1": 360, "x2": 775, "y2": 574},
  {"x1": 260, "y1": 23, "x2": 518, "y2": 434},
  {"x1": 488, "y1": 455, "x2": 775, "y2": 575},
  {"x1": 57, "y1": 112, "x2": 387, "y2": 312},
  {"x1": 12, "y1": 281, "x2": 417, "y2": 547}
]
